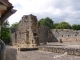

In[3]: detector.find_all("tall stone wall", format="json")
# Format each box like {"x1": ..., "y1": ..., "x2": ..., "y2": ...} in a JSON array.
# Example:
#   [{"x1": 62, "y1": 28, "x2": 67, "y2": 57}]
[
  {"x1": 38, "y1": 26, "x2": 58, "y2": 44},
  {"x1": 10, "y1": 14, "x2": 39, "y2": 48},
  {"x1": 51, "y1": 29, "x2": 80, "y2": 42},
  {"x1": 38, "y1": 26, "x2": 49, "y2": 44}
]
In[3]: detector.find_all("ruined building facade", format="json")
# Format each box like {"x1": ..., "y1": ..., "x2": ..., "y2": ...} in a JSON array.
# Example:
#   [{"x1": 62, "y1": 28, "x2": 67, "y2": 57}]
[
  {"x1": 10, "y1": 14, "x2": 39, "y2": 48},
  {"x1": 10, "y1": 14, "x2": 80, "y2": 48},
  {"x1": 10, "y1": 14, "x2": 53, "y2": 48},
  {"x1": 51, "y1": 29, "x2": 80, "y2": 42}
]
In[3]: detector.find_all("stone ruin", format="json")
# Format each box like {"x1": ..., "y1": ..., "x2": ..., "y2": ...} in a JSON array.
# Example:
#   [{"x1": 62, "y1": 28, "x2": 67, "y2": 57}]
[
  {"x1": 10, "y1": 14, "x2": 53, "y2": 48},
  {"x1": 10, "y1": 14, "x2": 39, "y2": 48},
  {"x1": 10, "y1": 14, "x2": 80, "y2": 48},
  {"x1": 51, "y1": 29, "x2": 80, "y2": 42}
]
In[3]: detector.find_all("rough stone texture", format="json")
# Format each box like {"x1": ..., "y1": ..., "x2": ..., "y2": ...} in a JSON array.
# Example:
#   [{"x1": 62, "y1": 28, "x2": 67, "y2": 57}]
[
  {"x1": 10, "y1": 14, "x2": 57, "y2": 48},
  {"x1": 38, "y1": 42, "x2": 80, "y2": 56},
  {"x1": 0, "y1": 46, "x2": 17, "y2": 60},
  {"x1": 38, "y1": 26, "x2": 54, "y2": 44},
  {"x1": 10, "y1": 14, "x2": 39, "y2": 48},
  {"x1": 39, "y1": 46, "x2": 80, "y2": 56},
  {"x1": 10, "y1": 28, "x2": 16, "y2": 45},
  {"x1": 51, "y1": 29, "x2": 80, "y2": 42},
  {"x1": 6, "y1": 46, "x2": 17, "y2": 60},
  {"x1": 10, "y1": 14, "x2": 80, "y2": 48}
]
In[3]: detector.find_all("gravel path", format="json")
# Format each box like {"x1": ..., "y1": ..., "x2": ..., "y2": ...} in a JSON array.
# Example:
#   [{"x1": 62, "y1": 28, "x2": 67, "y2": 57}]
[{"x1": 17, "y1": 50, "x2": 80, "y2": 60}]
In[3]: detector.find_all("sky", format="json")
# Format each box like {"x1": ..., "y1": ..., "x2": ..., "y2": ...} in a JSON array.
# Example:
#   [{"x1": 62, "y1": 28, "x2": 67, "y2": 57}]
[{"x1": 9, "y1": 0, "x2": 80, "y2": 25}]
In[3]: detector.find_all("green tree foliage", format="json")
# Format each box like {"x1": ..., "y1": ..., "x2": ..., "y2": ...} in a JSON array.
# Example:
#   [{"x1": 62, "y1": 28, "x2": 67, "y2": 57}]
[
  {"x1": 38, "y1": 18, "x2": 44, "y2": 26},
  {"x1": 38, "y1": 17, "x2": 54, "y2": 29},
  {"x1": 56, "y1": 21, "x2": 71, "y2": 29},
  {"x1": 72, "y1": 24, "x2": 80, "y2": 30},
  {"x1": 1, "y1": 20, "x2": 10, "y2": 44},
  {"x1": 53, "y1": 23, "x2": 59, "y2": 29},
  {"x1": 10, "y1": 22, "x2": 18, "y2": 28}
]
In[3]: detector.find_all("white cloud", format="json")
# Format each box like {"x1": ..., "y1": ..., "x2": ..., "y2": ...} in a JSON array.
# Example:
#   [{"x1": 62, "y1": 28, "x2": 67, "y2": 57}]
[{"x1": 8, "y1": 0, "x2": 80, "y2": 25}]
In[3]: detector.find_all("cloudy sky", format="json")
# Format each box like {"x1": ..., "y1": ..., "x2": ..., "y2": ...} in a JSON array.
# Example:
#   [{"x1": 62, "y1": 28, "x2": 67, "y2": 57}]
[{"x1": 9, "y1": 0, "x2": 80, "y2": 25}]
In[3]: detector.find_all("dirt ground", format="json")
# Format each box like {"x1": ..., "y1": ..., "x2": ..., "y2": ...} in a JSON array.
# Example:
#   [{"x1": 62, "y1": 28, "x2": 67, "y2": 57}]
[{"x1": 17, "y1": 50, "x2": 80, "y2": 60}]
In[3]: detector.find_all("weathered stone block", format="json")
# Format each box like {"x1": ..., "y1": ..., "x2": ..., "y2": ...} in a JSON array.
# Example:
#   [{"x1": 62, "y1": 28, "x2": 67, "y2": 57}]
[{"x1": 6, "y1": 47, "x2": 17, "y2": 60}]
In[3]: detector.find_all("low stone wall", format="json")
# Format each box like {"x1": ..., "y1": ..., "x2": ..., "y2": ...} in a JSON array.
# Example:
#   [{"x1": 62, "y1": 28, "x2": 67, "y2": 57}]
[
  {"x1": 38, "y1": 46, "x2": 80, "y2": 56},
  {"x1": 6, "y1": 47, "x2": 17, "y2": 60}
]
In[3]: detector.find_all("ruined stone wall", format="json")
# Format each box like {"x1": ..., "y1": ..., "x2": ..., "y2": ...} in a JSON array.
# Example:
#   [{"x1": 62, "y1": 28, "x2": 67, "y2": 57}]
[
  {"x1": 6, "y1": 47, "x2": 17, "y2": 60},
  {"x1": 38, "y1": 26, "x2": 52, "y2": 43},
  {"x1": 51, "y1": 29, "x2": 80, "y2": 42},
  {"x1": 10, "y1": 14, "x2": 80, "y2": 48},
  {"x1": 38, "y1": 26, "x2": 49, "y2": 43},
  {"x1": 38, "y1": 27, "x2": 80, "y2": 43},
  {"x1": 10, "y1": 28, "x2": 16, "y2": 45},
  {"x1": 38, "y1": 26, "x2": 58, "y2": 43},
  {"x1": 10, "y1": 33, "x2": 16, "y2": 45},
  {"x1": 10, "y1": 14, "x2": 39, "y2": 48},
  {"x1": 39, "y1": 46, "x2": 80, "y2": 56}
]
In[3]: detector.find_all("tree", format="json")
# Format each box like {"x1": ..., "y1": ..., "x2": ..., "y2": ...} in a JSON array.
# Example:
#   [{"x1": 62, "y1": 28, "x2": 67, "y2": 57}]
[
  {"x1": 38, "y1": 18, "x2": 44, "y2": 26},
  {"x1": 72, "y1": 24, "x2": 80, "y2": 30},
  {"x1": 1, "y1": 20, "x2": 10, "y2": 44},
  {"x1": 38, "y1": 17, "x2": 54, "y2": 29},
  {"x1": 56, "y1": 21, "x2": 71, "y2": 29},
  {"x1": 10, "y1": 22, "x2": 18, "y2": 28},
  {"x1": 53, "y1": 23, "x2": 59, "y2": 29}
]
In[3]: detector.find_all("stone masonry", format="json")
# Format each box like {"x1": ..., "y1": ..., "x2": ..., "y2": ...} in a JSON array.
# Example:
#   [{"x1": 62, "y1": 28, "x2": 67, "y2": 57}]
[
  {"x1": 10, "y1": 14, "x2": 80, "y2": 48},
  {"x1": 10, "y1": 14, "x2": 54, "y2": 48},
  {"x1": 38, "y1": 26, "x2": 59, "y2": 43},
  {"x1": 51, "y1": 29, "x2": 80, "y2": 42},
  {"x1": 10, "y1": 14, "x2": 39, "y2": 48}
]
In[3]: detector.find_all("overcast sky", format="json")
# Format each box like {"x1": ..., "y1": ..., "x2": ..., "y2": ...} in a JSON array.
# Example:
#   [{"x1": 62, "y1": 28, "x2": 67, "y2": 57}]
[{"x1": 9, "y1": 0, "x2": 80, "y2": 25}]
